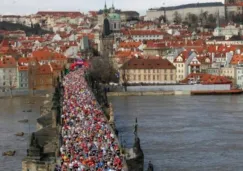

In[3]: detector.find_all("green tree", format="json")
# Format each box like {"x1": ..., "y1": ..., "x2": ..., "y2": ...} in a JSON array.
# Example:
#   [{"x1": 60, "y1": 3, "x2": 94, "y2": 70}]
[
  {"x1": 207, "y1": 14, "x2": 216, "y2": 24},
  {"x1": 199, "y1": 11, "x2": 208, "y2": 26},
  {"x1": 88, "y1": 57, "x2": 118, "y2": 84},
  {"x1": 173, "y1": 11, "x2": 182, "y2": 24},
  {"x1": 185, "y1": 13, "x2": 198, "y2": 28}
]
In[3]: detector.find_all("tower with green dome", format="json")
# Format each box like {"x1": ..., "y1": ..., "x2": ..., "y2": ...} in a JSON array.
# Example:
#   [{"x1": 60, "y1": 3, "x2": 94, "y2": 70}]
[{"x1": 100, "y1": 1, "x2": 121, "y2": 33}]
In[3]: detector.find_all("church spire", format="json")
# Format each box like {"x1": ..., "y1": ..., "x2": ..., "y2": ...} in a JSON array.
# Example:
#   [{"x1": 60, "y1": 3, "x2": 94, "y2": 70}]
[
  {"x1": 110, "y1": 1, "x2": 115, "y2": 13},
  {"x1": 112, "y1": 1, "x2": 115, "y2": 9},
  {"x1": 104, "y1": 1, "x2": 107, "y2": 9},
  {"x1": 216, "y1": 10, "x2": 220, "y2": 28},
  {"x1": 104, "y1": 1, "x2": 108, "y2": 16}
]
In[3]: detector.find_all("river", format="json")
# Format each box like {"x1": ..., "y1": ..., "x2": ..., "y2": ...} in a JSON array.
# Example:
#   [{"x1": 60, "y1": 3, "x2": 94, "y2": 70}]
[
  {"x1": 0, "y1": 96, "x2": 46, "y2": 171},
  {"x1": 110, "y1": 95, "x2": 243, "y2": 171}
]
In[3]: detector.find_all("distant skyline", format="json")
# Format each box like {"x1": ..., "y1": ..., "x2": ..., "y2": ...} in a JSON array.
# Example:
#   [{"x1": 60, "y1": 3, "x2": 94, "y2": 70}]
[{"x1": 1, "y1": 0, "x2": 224, "y2": 15}]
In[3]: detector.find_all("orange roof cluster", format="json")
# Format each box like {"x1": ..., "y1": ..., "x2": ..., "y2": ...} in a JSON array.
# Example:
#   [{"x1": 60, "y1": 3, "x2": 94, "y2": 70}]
[
  {"x1": 18, "y1": 57, "x2": 30, "y2": 65},
  {"x1": 50, "y1": 62, "x2": 63, "y2": 71},
  {"x1": 0, "y1": 56, "x2": 17, "y2": 68},
  {"x1": 32, "y1": 49, "x2": 67, "y2": 61},
  {"x1": 230, "y1": 54, "x2": 243, "y2": 65},
  {"x1": 146, "y1": 39, "x2": 205, "y2": 48},
  {"x1": 121, "y1": 58, "x2": 176, "y2": 70},
  {"x1": 181, "y1": 73, "x2": 232, "y2": 84},
  {"x1": 174, "y1": 50, "x2": 190, "y2": 63},
  {"x1": 197, "y1": 55, "x2": 212, "y2": 65},
  {"x1": 207, "y1": 45, "x2": 236, "y2": 53},
  {"x1": 18, "y1": 65, "x2": 28, "y2": 71},
  {"x1": 122, "y1": 30, "x2": 163, "y2": 36},
  {"x1": 37, "y1": 64, "x2": 53, "y2": 75},
  {"x1": 119, "y1": 42, "x2": 142, "y2": 49},
  {"x1": 115, "y1": 51, "x2": 132, "y2": 58}
]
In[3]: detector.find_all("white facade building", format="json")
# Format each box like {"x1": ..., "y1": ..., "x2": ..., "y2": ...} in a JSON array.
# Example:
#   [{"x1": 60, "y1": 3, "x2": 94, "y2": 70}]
[{"x1": 146, "y1": 2, "x2": 225, "y2": 22}]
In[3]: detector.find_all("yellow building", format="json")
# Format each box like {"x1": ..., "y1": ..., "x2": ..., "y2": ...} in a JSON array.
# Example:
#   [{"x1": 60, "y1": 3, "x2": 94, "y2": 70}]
[
  {"x1": 173, "y1": 53, "x2": 187, "y2": 82},
  {"x1": 220, "y1": 67, "x2": 236, "y2": 84},
  {"x1": 119, "y1": 58, "x2": 176, "y2": 84}
]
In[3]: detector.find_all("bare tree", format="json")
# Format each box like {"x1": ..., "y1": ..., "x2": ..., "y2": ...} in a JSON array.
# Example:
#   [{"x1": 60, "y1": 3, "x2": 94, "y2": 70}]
[
  {"x1": 88, "y1": 57, "x2": 118, "y2": 84},
  {"x1": 184, "y1": 13, "x2": 199, "y2": 28},
  {"x1": 173, "y1": 11, "x2": 182, "y2": 24},
  {"x1": 119, "y1": 58, "x2": 132, "y2": 92},
  {"x1": 199, "y1": 10, "x2": 208, "y2": 26}
]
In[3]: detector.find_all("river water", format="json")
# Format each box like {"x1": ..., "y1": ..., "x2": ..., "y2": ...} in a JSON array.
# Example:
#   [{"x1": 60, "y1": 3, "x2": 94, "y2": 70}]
[
  {"x1": 0, "y1": 96, "x2": 46, "y2": 171},
  {"x1": 110, "y1": 95, "x2": 243, "y2": 171}
]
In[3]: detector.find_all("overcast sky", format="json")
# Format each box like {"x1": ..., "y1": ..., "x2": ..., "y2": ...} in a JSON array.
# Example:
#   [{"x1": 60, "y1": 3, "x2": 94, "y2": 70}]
[{"x1": 0, "y1": 0, "x2": 224, "y2": 15}]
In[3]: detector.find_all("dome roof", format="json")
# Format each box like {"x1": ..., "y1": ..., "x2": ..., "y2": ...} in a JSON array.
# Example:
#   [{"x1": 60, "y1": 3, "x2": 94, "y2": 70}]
[{"x1": 108, "y1": 13, "x2": 120, "y2": 20}]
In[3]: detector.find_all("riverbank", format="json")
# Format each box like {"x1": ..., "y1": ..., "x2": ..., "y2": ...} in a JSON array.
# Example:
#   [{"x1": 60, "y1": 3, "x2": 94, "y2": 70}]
[
  {"x1": 107, "y1": 91, "x2": 191, "y2": 96},
  {"x1": 0, "y1": 89, "x2": 52, "y2": 98}
]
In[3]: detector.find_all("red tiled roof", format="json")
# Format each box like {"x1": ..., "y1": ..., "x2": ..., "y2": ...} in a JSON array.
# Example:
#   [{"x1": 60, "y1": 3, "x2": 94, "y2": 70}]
[
  {"x1": 37, "y1": 64, "x2": 53, "y2": 74},
  {"x1": 50, "y1": 62, "x2": 62, "y2": 70},
  {"x1": 181, "y1": 73, "x2": 232, "y2": 84},
  {"x1": 18, "y1": 66, "x2": 28, "y2": 71},
  {"x1": 197, "y1": 56, "x2": 212, "y2": 65},
  {"x1": 174, "y1": 50, "x2": 190, "y2": 63},
  {"x1": 230, "y1": 54, "x2": 243, "y2": 65},
  {"x1": 32, "y1": 49, "x2": 67, "y2": 61},
  {"x1": 122, "y1": 30, "x2": 163, "y2": 36},
  {"x1": 18, "y1": 57, "x2": 30, "y2": 65},
  {"x1": 121, "y1": 58, "x2": 176, "y2": 69},
  {"x1": 119, "y1": 42, "x2": 142, "y2": 49},
  {"x1": 0, "y1": 56, "x2": 16, "y2": 68}
]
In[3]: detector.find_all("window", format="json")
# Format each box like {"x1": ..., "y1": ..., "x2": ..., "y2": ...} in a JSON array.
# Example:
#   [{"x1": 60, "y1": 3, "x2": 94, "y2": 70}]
[
  {"x1": 148, "y1": 75, "x2": 151, "y2": 80},
  {"x1": 133, "y1": 75, "x2": 136, "y2": 80},
  {"x1": 157, "y1": 69, "x2": 159, "y2": 73},
  {"x1": 144, "y1": 69, "x2": 146, "y2": 73},
  {"x1": 144, "y1": 75, "x2": 147, "y2": 80},
  {"x1": 153, "y1": 69, "x2": 155, "y2": 73},
  {"x1": 171, "y1": 75, "x2": 173, "y2": 80},
  {"x1": 138, "y1": 75, "x2": 141, "y2": 81},
  {"x1": 165, "y1": 75, "x2": 167, "y2": 80},
  {"x1": 165, "y1": 69, "x2": 167, "y2": 73},
  {"x1": 157, "y1": 75, "x2": 159, "y2": 80},
  {"x1": 153, "y1": 75, "x2": 155, "y2": 80}
]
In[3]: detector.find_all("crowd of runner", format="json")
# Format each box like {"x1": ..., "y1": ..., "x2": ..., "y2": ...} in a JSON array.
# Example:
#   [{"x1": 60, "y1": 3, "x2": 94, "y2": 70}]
[{"x1": 60, "y1": 69, "x2": 124, "y2": 171}]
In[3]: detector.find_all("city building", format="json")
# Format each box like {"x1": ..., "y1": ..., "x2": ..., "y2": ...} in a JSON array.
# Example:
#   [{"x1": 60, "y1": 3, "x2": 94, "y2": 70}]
[
  {"x1": 0, "y1": 56, "x2": 17, "y2": 93},
  {"x1": 181, "y1": 73, "x2": 232, "y2": 85},
  {"x1": 119, "y1": 58, "x2": 176, "y2": 84},
  {"x1": 17, "y1": 66, "x2": 29, "y2": 89},
  {"x1": 145, "y1": 2, "x2": 225, "y2": 22},
  {"x1": 31, "y1": 64, "x2": 54, "y2": 90},
  {"x1": 236, "y1": 65, "x2": 243, "y2": 88},
  {"x1": 120, "y1": 11, "x2": 139, "y2": 21},
  {"x1": 225, "y1": 0, "x2": 243, "y2": 21},
  {"x1": 121, "y1": 30, "x2": 164, "y2": 42},
  {"x1": 98, "y1": 3, "x2": 121, "y2": 33}
]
